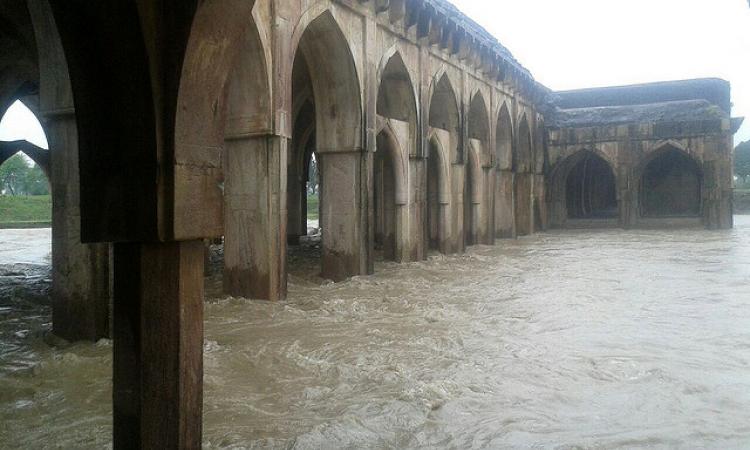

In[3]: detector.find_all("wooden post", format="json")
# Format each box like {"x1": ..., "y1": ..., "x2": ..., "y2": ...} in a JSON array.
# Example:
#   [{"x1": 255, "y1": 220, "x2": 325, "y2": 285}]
[{"x1": 113, "y1": 240, "x2": 204, "y2": 449}]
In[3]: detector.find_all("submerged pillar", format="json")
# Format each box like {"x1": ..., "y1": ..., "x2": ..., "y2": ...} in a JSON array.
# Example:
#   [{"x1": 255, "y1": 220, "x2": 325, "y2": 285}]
[
  {"x1": 47, "y1": 110, "x2": 111, "y2": 341},
  {"x1": 514, "y1": 172, "x2": 534, "y2": 236},
  {"x1": 494, "y1": 170, "x2": 515, "y2": 238},
  {"x1": 318, "y1": 150, "x2": 370, "y2": 281},
  {"x1": 113, "y1": 240, "x2": 204, "y2": 449},
  {"x1": 223, "y1": 134, "x2": 287, "y2": 301}
]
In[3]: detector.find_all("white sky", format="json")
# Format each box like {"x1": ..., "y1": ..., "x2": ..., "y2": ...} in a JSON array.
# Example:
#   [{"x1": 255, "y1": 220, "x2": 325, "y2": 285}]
[
  {"x1": 450, "y1": 0, "x2": 750, "y2": 143},
  {"x1": 0, "y1": 101, "x2": 48, "y2": 149},
  {"x1": 0, "y1": 2, "x2": 748, "y2": 145}
]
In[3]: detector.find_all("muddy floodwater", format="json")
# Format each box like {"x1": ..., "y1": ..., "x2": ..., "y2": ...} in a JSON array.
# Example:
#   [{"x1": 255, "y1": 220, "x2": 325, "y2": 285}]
[{"x1": 2, "y1": 218, "x2": 750, "y2": 448}]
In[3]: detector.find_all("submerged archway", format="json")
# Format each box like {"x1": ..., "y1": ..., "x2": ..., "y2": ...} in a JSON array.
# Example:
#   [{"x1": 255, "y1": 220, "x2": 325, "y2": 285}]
[
  {"x1": 494, "y1": 103, "x2": 514, "y2": 238},
  {"x1": 514, "y1": 115, "x2": 533, "y2": 236},
  {"x1": 466, "y1": 93, "x2": 490, "y2": 245},
  {"x1": 289, "y1": 10, "x2": 364, "y2": 281},
  {"x1": 375, "y1": 51, "x2": 415, "y2": 262},
  {"x1": 640, "y1": 148, "x2": 701, "y2": 218},
  {"x1": 565, "y1": 152, "x2": 617, "y2": 219}
]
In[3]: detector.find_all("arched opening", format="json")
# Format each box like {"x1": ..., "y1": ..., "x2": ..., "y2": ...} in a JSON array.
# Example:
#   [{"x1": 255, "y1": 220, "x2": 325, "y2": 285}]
[
  {"x1": 289, "y1": 11, "x2": 364, "y2": 282},
  {"x1": 466, "y1": 93, "x2": 489, "y2": 245},
  {"x1": 496, "y1": 103, "x2": 513, "y2": 171},
  {"x1": 375, "y1": 51, "x2": 416, "y2": 263},
  {"x1": 640, "y1": 148, "x2": 702, "y2": 218},
  {"x1": 426, "y1": 137, "x2": 447, "y2": 253},
  {"x1": 514, "y1": 115, "x2": 533, "y2": 236},
  {"x1": 494, "y1": 103, "x2": 514, "y2": 238},
  {"x1": 429, "y1": 73, "x2": 461, "y2": 163},
  {"x1": 565, "y1": 152, "x2": 617, "y2": 219},
  {"x1": 0, "y1": 101, "x2": 51, "y2": 261}
]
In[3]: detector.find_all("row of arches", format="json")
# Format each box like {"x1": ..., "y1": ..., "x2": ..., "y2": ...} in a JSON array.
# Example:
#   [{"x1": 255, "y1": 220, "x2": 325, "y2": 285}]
[
  {"x1": 556, "y1": 146, "x2": 703, "y2": 223},
  {"x1": 6, "y1": 2, "x2": 721, "y2": 447},
  {"x1": 272, "y1": 10, "x2": 543, "y2": 284}
]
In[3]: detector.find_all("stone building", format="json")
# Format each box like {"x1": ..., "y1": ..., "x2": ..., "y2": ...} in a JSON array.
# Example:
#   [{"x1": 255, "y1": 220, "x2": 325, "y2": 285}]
[
  {"x1": 546, "y1": 79, "x2": 742, "y2": 230},
  {"x1": 0, "y1": 0, "x2": 742, "y2": 447}
]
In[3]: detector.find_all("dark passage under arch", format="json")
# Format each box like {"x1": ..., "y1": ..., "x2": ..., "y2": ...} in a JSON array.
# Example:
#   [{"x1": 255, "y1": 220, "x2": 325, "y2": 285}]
[
  {"x1": 565, "y1": 153, "x2": 617, "y2": 219},
  {"x1": 640, "y1": 149, "x2": 701, "y2": 218}
]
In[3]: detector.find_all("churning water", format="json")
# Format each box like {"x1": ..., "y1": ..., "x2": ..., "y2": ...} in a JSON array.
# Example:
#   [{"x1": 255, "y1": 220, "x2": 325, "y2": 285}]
[{"x1": 1, "y1": 218, "x2": 750, "y2": 448}]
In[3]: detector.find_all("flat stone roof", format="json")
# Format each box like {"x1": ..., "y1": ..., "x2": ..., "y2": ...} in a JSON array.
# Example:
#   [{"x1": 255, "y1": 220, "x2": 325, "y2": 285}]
[
  {"x1": 552, "y1": 78, "x2": 731, "y2": 113},
  {"x1": 548, "y1": 99, "x2": 726, "y2": 128}
]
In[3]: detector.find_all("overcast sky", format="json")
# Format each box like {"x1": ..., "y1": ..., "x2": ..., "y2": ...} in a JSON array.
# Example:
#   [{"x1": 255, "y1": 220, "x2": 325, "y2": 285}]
[
  {"x1": 450, "y1": 0, "x2": 750, "y2": 143},
  {"x1": 1, "y1": 1, "x2": 748, "y2": 146}
]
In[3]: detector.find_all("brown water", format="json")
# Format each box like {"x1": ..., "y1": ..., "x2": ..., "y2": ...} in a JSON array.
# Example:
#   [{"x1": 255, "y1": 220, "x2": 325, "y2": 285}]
[{"x1": 2, "y1": 218, "x2": 750, "y2": 448}]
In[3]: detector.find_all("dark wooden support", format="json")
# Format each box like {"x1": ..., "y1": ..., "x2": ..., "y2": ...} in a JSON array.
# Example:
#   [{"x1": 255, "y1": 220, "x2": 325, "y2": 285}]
[{"x1": 113, "y1": 240, "x2": 204, "y2": 449}]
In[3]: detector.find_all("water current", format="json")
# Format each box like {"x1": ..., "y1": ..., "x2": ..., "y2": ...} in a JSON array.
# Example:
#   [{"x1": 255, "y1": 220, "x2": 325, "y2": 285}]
[{"x1": 1, "y1": 218, "x2": 749, "y2": 448}]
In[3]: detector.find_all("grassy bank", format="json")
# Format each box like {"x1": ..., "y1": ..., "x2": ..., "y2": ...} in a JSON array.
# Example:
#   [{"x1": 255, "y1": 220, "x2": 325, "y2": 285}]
[
  {"x1": 0, "y1": 195, "x2": 52, "y2": 227},
  {"x1": 307, "y1": 194, "x2": 319, "y2": 220}
]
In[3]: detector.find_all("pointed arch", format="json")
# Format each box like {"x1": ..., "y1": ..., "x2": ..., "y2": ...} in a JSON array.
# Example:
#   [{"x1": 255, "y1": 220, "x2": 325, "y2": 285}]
[
  {"x1": 563, "y1": 150, "x2": 617, "y2": 220},
  {"x1": 374, "y1": 124, "x2": 408, "y2": 262},
  {"x1": 377, "y1": 50, "x2": 418, "y2": 125},
  {"x1": 426, "y1": 134, "x2": 450, "y2": 252},
  {"x1": 428, "y1": 72, "x2": 461, "y2": 163},
  {"x1": 295, "y1": 10, "x2": 362, "y2": 152},
  {"x1": 289, "y1": 9, "x2": 366, "y2": 281},
  {"x1": 638, "y1": 144, "x2": 702, "y2": 218},
  {"x1": 468, "y1": 91, "x2": 490, "y2": 154},
  {"x1": 0, "y1": 140, "x2": 50, "y2": 180},
  {"x1": 516, "y1": 113, "x2": 532, "y2": 173},
  {"x1": 495, "y1": 102, "x2": 514, "y2": 170}
]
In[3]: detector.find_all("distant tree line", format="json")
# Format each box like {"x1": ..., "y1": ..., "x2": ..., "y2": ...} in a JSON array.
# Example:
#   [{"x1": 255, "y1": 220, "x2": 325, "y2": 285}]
[
  {"x1": 0, "y1": 153, "x2": 49, "y2": 196},
  {"x1": 736, "y1": 141, "x2": 750, "y2": 188}
]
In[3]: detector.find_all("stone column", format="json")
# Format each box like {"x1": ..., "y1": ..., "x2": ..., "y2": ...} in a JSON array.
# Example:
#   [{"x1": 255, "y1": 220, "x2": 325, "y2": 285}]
[
  {"x1": 514, "y1": 172, "x2": 534, "y2": 236},
  {"x1": 46, "y1": 110, "x2": 111, "y2": 341},
  {"x1": 286, "y1": 157, "x2": 305, "y2": 245},
  {"x1": 223, "y1": 134, "x2": 287, "y2": 301},
  {"x1": 113, "y1": 240, "x2": 204, "y2": 449},
  {"x1": 318, "y1": 150, "x2": 369, "y2": 281},
  {"x1": 495, "y1": 170, "x2": 515, "y2": 238}
]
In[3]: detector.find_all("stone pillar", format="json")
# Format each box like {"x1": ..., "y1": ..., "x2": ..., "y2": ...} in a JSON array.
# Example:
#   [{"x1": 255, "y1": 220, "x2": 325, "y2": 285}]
[
  {"x1": 451, "y1": 163, "x2": 465, "y2": 253},
  {"x1": 515, "y1": 172, "x2": 533, "y2": 236},
  {"x1": 533, "y1": 173, "x2": 548, "y2": 232},
  {"x1": 410, "y1": 156, "x2": 425, "y2": 261},
  {"x1": 318, "y1": 150, "x2": 369, "y2": 281},
  {"x1": 29, "y1": 0, "x2": 110, "y2": 342},
  {"x1": 495, "y1": 170, "x2": 515, "y2": 238},
  {"x1": 394, "y1": 202, "x2": 410, "y2": 262},
  {"x1": 703, "y1": 158, "x2": 734, "y2": 230},
  {"x1": 223, "y1": 134, "x2": 287, "y2": 301},
  {"x1": 286, "y1": 159, "x2": 305, "y2": 245},
  {"x1": 113, "y1": 240, "x2": 204, "y2": 449},
  {"x1": 46, "y1": 108, "x2": 111, "y2": 342}
]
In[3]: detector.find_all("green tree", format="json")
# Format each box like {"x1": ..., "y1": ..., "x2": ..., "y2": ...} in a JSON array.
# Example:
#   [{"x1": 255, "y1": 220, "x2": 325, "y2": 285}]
[
  {"x1": 0, "y1": 153, "x2": 30, "y2": 195},
  {"x1": 22, "y1": 163, "x2": 49, "y2": 195},
  {"x1": 735, "y1": 141, "x2": 750, "y2": 187}
]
